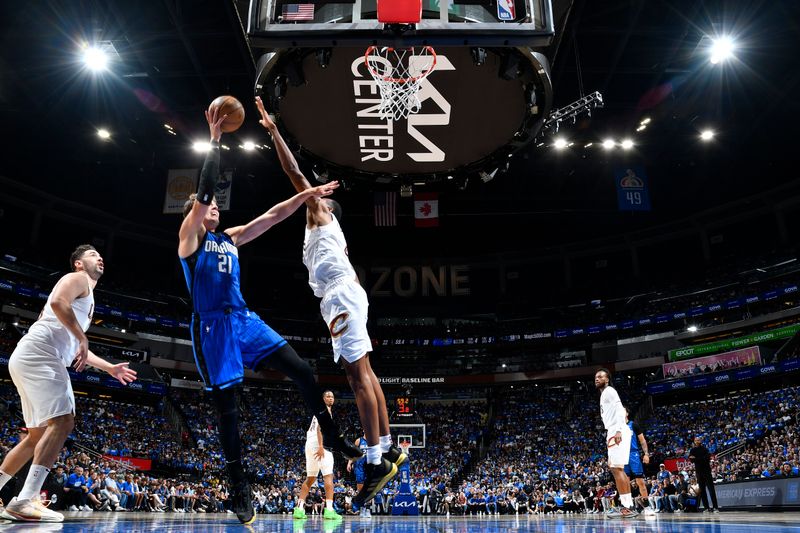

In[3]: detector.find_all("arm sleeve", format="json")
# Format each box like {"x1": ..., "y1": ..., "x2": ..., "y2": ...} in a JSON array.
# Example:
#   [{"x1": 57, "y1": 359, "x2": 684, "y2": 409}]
[{"x1": 196, "y1": 141, "x2": 221, "y2": 205}]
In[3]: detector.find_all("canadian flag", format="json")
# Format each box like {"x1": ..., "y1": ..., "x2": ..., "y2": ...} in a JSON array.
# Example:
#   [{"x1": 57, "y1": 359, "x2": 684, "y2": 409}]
[{"x1": 414, "y1": 192, "x2": 439, "y2": 228}]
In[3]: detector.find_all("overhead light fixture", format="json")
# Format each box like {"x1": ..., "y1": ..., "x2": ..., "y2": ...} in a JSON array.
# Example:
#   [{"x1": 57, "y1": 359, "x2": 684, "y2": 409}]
[
  {"x1": 83, "y1": 46, "x2": 109, "y2": 71},
  {"x1": 620, "y1": 139, "x2": 634, "y2": 150},
  {"x1": 602, "y1": 139, "x2": 615, "y2": 150},
  {"x1": 710, "y1": 36, "x2": 735, "y2": 64},
  {"x1": 241, "y1": 141, "x2": 257, "y2": 151},
  {"x1": 97, "y1": 128, "x2": 111, "y2": 140},
  {"x1": 687, "y1": 325, "x2": 698, "y2": 332},
  {"x1": 700, "y1": 129, "x2": 715, "y2": 141},
  {"x1": 192, "y1": 141, "x2": 212, "y2": 153},
  {"x1": 584, "y1": 142, "x2": 593, "y2": 148},
  {"x1": 640, "y1": 117, "x2": 651, "y2": 125},
  {"x1": 553, "y1": 138, "x2": 568, "y2": 150}
]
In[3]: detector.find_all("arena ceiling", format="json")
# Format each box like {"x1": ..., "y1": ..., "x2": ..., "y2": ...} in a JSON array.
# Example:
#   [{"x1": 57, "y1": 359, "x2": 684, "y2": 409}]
[{"x1": 0, "y1": 0, "x2": 798, "y2": 264}]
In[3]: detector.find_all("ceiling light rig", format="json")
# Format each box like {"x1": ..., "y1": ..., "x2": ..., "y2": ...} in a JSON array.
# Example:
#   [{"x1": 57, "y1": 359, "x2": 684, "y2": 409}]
[{"x1": 540, "y1": 91, "x2": 604, "y2": 137}]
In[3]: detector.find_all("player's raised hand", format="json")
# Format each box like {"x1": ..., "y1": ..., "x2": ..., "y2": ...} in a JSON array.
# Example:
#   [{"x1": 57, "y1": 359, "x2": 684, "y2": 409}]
[
  {"x1": 255, "y1": 96, "x2": 277, "y2": 130},
  {"x1": 205, "y1": 106, "x2": 227, "y2": 142},
  {"x1": 307, "y1": 181, "x2": 339, "y2": 199}
]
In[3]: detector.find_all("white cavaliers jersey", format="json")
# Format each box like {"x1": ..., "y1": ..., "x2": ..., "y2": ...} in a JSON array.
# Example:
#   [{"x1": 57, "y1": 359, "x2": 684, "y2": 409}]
[
  {"x1": 599, "y1": 386, "x2": 626, "y2": 435},
  {"x1": 19, "y1": 274, "x2": 94, "y2": 367},
  {"x1": 303, "y1": 216, "x2": 356, "y2": 298},
  {"x1": 306, "y1": 416, "x2": 321, "y2": 449}
]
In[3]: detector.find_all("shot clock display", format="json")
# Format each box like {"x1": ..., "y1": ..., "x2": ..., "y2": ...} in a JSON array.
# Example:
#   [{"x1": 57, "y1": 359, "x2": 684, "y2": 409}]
[{"x1": 395, "y1": 396, "x2": 416, "y2": 417}]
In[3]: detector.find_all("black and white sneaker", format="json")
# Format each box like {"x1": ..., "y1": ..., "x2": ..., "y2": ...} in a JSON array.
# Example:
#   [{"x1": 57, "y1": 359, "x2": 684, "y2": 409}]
[
  {"x1": 352, "y1": 458, "x2": 398, "y2": 505},
  {"x1": 382, "y1": 445, "x2": 408, "y2": 467}
]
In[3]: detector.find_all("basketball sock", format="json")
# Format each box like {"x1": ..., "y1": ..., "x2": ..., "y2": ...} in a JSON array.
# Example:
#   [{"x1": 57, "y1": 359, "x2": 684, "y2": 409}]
[
  {"x1": 0, "y1": 471, "x2": 12, "y2": 491},
  {"x1": 298, "y1": 499, "x2": 305, "y2": 508},
  {"x1": 379, "y1": 435, "x2": 392, "y2": 453},
  {"x1": 366, "y1": 444, "x2": 382, "y2": 465},
  {"x1": 326, "y1": 500, "x2": 333, "y2": 510},
  {"x1": 211, "y1": 387, "x2": 243, "y2": 465},
  {"x1": 620, "y1": 493, "x2": 633, "y2": 508},
  {"x1": 18, "y1": 464, "x2": 49, "y2": 501}
]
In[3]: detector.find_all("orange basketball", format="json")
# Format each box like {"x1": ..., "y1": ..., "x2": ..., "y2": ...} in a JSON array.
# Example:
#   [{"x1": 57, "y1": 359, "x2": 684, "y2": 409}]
[{"x1": 209, "y1": 95, "x2": 245, "y2": 133}]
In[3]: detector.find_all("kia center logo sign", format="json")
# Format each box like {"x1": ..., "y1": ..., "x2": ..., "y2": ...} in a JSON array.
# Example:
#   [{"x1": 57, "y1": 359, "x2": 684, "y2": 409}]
[{"x1": 260, "y1": 47, "x2": 551, "y2": 181}]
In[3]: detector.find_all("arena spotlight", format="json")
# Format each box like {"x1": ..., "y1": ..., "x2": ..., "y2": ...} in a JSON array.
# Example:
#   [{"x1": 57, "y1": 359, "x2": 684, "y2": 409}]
[
  {"x1": 602, "y1": 139, "x2": 615, "y2": 150},
  {"x1": 553, "y1": 138, "x2": 568, "y2": 150},
  {"x1": 96, "y1": 128, "x2": 111, "y2": 140},
  {"x1": 241, "y1": 141, "x2": 257, "y2": 151},
  {"x1": 192, "y1": 141, "x2": 212, "y2": 153},
  {"x1": 83, "y1": 46, "x2": 109, "y2": 71},
  {"x1": 687, "y1": 325, "x2": 698, "y2": 332},
  {"x1": 709, "y1": 36, "x2": 735, "y2": 64},
  {"x1": 620, "y1": 139, "x2": 634, "y2": 150},
  {"x1": 700, "y1": 129, "x2": 715, "y2": 141}
]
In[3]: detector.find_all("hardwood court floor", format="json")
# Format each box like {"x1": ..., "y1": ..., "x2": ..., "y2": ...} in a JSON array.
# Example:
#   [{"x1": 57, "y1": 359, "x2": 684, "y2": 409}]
[{"x1": 1, "y1": 510, "x2": 799, "y2": 532}]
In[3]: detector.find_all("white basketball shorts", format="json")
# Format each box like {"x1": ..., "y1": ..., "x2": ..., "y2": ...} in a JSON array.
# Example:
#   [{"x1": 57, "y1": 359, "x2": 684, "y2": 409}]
[
  {"x1": 320, "y1": 278, "x2": 372, "y2": 364},
  {"x1": 9, "y1": 340, "x2": 75, "y2": 428},
  {"x1": 305, "y1": 446, "x2": 335, "y2": 477},
  {"x1": 607, "y1": 427, "x2": 633, "y2": 468}
]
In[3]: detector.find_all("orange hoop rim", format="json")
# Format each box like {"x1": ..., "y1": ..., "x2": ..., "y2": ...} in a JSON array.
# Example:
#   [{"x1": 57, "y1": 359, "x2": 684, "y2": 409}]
[{"x1": 364, "y1": 45, "x2": 437, "y2": 84}]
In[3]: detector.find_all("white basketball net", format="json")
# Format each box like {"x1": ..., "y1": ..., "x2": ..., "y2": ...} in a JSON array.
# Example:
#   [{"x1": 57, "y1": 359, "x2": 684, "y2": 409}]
[{"x1": 365, "y1": 46, "x2": 437, "y2": 121}]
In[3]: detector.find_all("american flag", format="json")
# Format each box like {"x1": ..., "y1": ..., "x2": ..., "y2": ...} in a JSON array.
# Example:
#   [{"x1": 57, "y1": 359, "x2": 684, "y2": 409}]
[
  {"x1": 281, "y1": 4, "x2": 315, "y2": 21},
  {"x1": 374, "y1": 192, "x2": 397, "y2": 227}
]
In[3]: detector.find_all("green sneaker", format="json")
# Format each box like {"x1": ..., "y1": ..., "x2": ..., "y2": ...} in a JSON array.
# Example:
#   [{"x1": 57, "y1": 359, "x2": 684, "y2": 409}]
[
  {"x1": 293, "y1": 507, "x2": 307, "y2": 520},
  {"x1": 323, "y1": 508, "x2": 342, "y2": 521}
]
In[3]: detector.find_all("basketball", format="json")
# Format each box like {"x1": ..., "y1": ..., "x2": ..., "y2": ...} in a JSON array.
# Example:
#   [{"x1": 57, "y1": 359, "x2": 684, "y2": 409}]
[{"x1": 208, "y1": 95, "x2": 245, "y2": 133}]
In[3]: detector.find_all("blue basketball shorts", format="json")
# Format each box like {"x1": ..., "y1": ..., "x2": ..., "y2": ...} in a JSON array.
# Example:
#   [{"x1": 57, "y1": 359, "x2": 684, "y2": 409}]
[
  {"x1": 191, "y1": 307, "x2": 286, "y2": 390},
  {"x1": 624, "y1": 450, "x2": 644, "y2": 479}
]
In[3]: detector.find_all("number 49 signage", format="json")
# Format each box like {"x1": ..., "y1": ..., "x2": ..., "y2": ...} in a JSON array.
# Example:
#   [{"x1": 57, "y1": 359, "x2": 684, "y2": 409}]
[{"x1": 615, "y1": 166, "x2": 651, "y2": 211}]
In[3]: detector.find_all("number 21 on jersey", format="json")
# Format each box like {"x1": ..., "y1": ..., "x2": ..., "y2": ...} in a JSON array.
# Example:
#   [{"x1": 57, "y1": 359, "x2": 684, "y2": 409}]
[{"x1": 218, "y1": 254, "x2": 232, "y2": 274}]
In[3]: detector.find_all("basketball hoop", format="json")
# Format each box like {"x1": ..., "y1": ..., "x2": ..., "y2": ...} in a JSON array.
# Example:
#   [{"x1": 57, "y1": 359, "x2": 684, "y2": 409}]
[
  {"x1": 364, "y1": 46, "x2": 437, "y2": 121},
  {"x1": 399, "y1": 441, "x2": 412, "y2": 457}
]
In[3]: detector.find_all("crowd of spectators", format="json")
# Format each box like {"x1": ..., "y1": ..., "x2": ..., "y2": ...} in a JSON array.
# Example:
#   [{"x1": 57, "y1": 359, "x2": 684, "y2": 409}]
[{"x1": 0, "y1": 374, "x2": 797, "y2": 516}]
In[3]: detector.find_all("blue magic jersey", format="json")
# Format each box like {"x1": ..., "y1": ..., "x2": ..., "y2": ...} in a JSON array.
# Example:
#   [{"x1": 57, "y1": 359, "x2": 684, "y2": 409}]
[{"x1": 180, "y1": 231, "x2": 246, "y2": 312}]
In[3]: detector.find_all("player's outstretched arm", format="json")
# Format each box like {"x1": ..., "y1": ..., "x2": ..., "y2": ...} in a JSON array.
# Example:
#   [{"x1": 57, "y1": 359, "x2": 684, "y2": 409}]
[
  {"x1": 178, "y1": 107, "x2": 227, "y2": 258},
  {"x1": 256, "y1": 97, "x2": 331, "y2": 226},
  {"x1": 85, "y1": 351, "x2": 138, "y2": 385},
  {"x1": 227, "y1": 181, "x2": 339, "y2": 247}
]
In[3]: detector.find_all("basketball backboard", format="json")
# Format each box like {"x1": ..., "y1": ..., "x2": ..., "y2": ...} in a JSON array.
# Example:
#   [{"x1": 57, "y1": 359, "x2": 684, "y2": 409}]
[{"x1": 248, "y1": 0, "x2": 556, "y2": 188}]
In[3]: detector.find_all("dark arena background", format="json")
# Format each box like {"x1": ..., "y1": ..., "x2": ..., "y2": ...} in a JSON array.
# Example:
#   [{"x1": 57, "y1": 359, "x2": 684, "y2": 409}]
[{"x1": 0, "y1": 0, "x2": 799, "y2": 531}]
